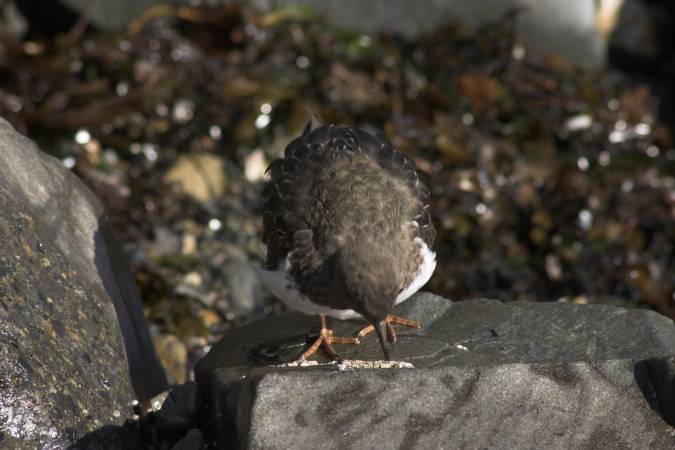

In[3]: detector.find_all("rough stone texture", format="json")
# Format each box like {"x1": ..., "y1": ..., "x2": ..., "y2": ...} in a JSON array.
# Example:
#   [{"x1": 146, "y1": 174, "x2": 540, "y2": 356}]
[
  {"x1": 0, "y1": 117, "x2": 165, "y2": 447},
  {"x1": 196, "y1": 293, "x2": 675, "y2": 449}
]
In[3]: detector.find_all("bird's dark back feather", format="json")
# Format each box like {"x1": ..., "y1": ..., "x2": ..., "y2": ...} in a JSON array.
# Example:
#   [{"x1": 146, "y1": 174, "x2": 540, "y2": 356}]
[{"x1": 262, "y1": 124, "x2": 435, "y2": 271}]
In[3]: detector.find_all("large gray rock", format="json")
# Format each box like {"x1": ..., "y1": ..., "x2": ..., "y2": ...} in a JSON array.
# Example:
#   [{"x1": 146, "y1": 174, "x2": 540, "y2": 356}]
[
  {"x1": 45, "y1": 0, "x2": 609, "y2": 67},
  {"x1": 196, "y1": 293, "x2": 675, "y2": 449},
  {"x1": 0, "y1": 117, "x2": 166, "y2": 447},
  {"x1": 255, "y1": 0, "x2": 608, "y2": 67}
]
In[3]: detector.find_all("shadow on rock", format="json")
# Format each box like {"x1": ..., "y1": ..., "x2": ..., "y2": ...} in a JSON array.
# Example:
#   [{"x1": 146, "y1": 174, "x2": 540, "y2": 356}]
[
  {"x1": 67, "y1": 422, "x2": 142, "y2": 450},
  {"x1": 635, "y1": 356, "x2": 675, "y2": 427},
  {"x1": 94, "y1": 220, "x2": 168, "y2": 400}
]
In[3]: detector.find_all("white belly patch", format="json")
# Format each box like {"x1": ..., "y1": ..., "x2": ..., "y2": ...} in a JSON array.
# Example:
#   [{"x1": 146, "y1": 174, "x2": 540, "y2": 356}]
[
  {"x1": 395, "y1": 238, "x2": 436, "y2": 304},
  {"x1": 256, "y1": 238, "x2": 436, "y2": 318},
  {"x1": 255, "y1": 258, "x2": 361, "y2": 319}
]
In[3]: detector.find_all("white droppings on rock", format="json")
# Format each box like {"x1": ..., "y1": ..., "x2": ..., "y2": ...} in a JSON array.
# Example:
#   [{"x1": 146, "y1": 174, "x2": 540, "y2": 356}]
[
  {"x1": 274, "y1": 359, "x2": 414, "y2": 370},
  {"x1": 336, "y1": 360, "x2": 414, "y2": 370},
  {"x1": 275, "y1": 359, "x2": 323, "y2": 368}
]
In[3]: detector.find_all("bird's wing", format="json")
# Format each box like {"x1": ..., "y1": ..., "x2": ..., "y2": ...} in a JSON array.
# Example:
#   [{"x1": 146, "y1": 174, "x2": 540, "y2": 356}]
[
  {"x1": 262, "y1": 123, "x2": 334, "y2": 269},
  {"x1": 348, "y1": 127, "x2": 436, "y2": 247}
]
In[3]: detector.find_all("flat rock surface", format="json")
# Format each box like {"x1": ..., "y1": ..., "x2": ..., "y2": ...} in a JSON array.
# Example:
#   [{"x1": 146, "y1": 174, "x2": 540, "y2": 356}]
[
  {"x1": 196, "y1": 293, "x2": 675, "y2": 449},
  {"x1": 197, "y1": 293, "x2": 675, "y2": 370},
  {"x1": 0, "y1": 118, "x2": 163, "y2": 447}
]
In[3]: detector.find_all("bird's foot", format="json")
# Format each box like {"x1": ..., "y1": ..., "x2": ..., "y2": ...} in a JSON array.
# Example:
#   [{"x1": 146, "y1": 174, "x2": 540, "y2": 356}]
[
  {"x1": 299, "y1": 317, "x2": 360, "y2": 361},
  {"x1": 355, "y1": 315, "x2": 421, "y2": 344}
]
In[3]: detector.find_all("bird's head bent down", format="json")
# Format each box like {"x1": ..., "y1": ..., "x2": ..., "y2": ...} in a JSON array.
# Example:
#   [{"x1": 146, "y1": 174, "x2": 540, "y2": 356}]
[{"x1": 330, "y1": 237, "x2": 406, "y2": 360}]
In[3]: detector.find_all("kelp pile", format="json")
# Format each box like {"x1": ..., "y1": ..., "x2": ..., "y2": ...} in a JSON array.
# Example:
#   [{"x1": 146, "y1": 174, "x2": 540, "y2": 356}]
[{"x1": 1, "y1": 4, "x2": 673, "y2": 381}]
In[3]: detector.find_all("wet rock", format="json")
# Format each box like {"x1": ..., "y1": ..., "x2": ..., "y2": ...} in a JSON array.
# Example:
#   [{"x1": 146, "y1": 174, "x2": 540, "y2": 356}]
[
  {"x1": 195, "y1": 293, "x2": 675, "y2": 449},
  {"x1": 0, "y1": 118, "x2": 166, "y2": 447},
  {"x1": 154, "y1": 334, "x2": 188, "y2": 385}
]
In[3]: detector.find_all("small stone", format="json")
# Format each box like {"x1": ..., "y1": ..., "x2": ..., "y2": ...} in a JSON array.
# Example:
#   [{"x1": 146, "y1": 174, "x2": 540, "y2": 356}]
[
  {"x1": 181, "y1": 233, "x2": 197, "y2": 255},
  {"x1": 183, "y1": 271, "x2": 203, "y2": 287},
  {"x1": 224, "y1": 261, "x2": 265, "y2": 315},
  {"x1": 153, "y1": 334, "x2": 188, "y2": 385},
  {"x1": 564, "y1": 114, "x2": 593, "y2": 131},
  {"x1": 244, "y1": 149, "x2": 267, "y2": 182},
  {"x1": 149, "y1": 391, "x2": 170, "y2": 412},
  {"x1": 163, "y1": 153, "x2": 227, "y2": 202},
  {"x1": 198, "y1": 308, "x2": 221, "y2": 329},
  {"x1": 151, "y1": 227, "x2": 181, "y2": 256}
]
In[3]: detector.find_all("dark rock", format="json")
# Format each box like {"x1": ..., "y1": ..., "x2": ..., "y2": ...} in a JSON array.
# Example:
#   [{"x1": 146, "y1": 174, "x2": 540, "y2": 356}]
[
  {"x1": 154, "y1": 382, "x2": 201, "y2": 437},
  {"x1": 67, "y1": 421, "x2": 144, "y2": 450},
  {"x1": 640, "y1": 356, "x2": 675, "y2": 425},
  {"x1": 195, "y1": 293, "x2": 675, "y2": 449},
  {"x1": 12, "y1": 0, "x2": 83, "y2": 39},
  {"x1": 0, "y1": 118, "x2": 166, "y2": 447},
  {"x1": 170, "y1": 429, "x2": 205, "y2": 450},
  {"x1": 609, "y1": 0, "x2": 666, "y2": 67},
  {"x1": 141, "y1": 382, "x2": 204, "y2": 449}
]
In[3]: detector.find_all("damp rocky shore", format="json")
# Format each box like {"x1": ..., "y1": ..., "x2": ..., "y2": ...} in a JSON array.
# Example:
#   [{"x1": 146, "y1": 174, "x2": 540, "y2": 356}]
[{"x1": 1, "y1": 1, "x2": 675, "y2": 448}]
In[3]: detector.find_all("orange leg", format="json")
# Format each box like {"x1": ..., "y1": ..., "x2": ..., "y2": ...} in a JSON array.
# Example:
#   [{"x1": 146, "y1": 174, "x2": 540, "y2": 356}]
[
  {"x1": 355, "y1": 315, "x2": 421, "y2": 344},
  {"x1": 300, "y1": 315, "x2": 360, "y2": 361}
]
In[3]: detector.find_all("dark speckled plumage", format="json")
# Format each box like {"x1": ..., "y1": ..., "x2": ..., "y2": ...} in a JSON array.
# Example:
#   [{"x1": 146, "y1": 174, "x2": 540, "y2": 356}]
[{"x1": 262, "y1": 124, "x2": 435, "y2": 323}]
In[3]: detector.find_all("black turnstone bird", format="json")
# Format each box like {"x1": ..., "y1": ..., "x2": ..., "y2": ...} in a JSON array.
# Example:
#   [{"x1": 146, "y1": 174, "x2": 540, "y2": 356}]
[{"x1": 258, "y1": 124, "x2": 436, "y2": 361}]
